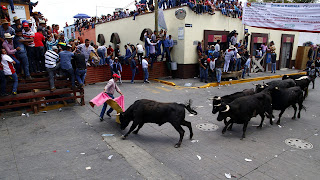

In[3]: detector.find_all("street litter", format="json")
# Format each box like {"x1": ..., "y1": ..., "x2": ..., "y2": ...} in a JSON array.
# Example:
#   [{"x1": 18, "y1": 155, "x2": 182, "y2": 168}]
[
  {"x1": 278, "y1": 125, "x2": 282, "y2": 128},
  {"x1": 59, "y1": 108, "x2": 62, "y2": 112},
  {"x1": 209, "y1": 104, "x2": 212, "y2": 106},
  {"x1": 41, "y1": 111, "x2": 47, "y2": 113},
  {"x1": 80, "y1": 153, "x2": 85, "y2": 155},
  {"x1": 21, "y1": 113, "x2": 26, "y2": 116},
  {"x1": 108, "y1": 155, "x2": 113, "y2": 160},
  {"x1": 189, "y1": 114, "x2": 194, "y2": 117},
  {"x1": 245, "y1": 158, "x2": 252, "y2": 162},
  {"x1": 225, "y1": 173, "x2": 231, "y2": 179},
  {"x1": 86, "y1": 167, "x2": 91, "y2": 170},
  {"x1": 314, "y1": 134, "x2": 318, "y2": 136},
  {"x1": 312, "y1": 115, "x2": 316, "y2": 117},
  {"x1": 289, "y1": 128, "x2": 292, "y2": 130},
  {"x1": 102, "y1": 134, "x2": 114, "y2": 137},
  {"x1": 191, "y1": 140, "x2": 199, "y2": 143},
  {"x1": 196, "y1": 155, "x2": 201, "y2": 160},
  {"x1": 53, "y1": 150, "x2": 57, "y2": 153},
  {"x1": 66, "y1": 150, "x2": 70, "y2": 152},
  {"x1": 274, "y1": 155, "x2": 278, "y2": 157},
  {"x1": 184, "y1": 83, "x2": 192, "y2": 87},
  {"x1": 196, "y1": 106, "x2": 204, "y2": 108},
  {"x1": 2, "y1": 117, "x2": 5, "y2": 120}
]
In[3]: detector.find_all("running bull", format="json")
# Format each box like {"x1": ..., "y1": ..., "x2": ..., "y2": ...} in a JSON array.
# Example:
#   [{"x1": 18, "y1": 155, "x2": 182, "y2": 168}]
[
  {"x1": 216, "y1": 92, "x2": 273, "y2": 139},
  {"x1": 118, "y1": 99, "x2": 198, "y2": 148}
]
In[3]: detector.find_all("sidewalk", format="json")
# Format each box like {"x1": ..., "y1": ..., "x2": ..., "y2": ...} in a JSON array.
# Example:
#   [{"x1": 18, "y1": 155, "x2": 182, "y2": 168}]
[{"x1": 154, "y1": 69, "x2": 306, "y2": 88}]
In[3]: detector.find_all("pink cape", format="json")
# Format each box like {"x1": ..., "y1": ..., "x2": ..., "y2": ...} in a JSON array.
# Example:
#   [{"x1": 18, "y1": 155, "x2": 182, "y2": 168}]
[{"x1": 89, "y1": 92, "x2": 125, "y2": 112}]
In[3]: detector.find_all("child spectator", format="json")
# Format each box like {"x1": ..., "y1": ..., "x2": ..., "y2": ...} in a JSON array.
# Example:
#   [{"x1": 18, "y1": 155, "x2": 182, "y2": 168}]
[{"x1": 1, "y1": 49, "x2": 18, "y2": 95}]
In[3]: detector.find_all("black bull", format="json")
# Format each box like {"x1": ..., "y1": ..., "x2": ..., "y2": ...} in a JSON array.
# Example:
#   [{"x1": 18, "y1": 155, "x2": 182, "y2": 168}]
[{"x1": 119, "y1": 99, "x2": 198, "y2": 148}]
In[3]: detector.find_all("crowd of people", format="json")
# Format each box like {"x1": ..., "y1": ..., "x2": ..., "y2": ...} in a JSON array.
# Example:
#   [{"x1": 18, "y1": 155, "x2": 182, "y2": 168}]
[
  {"x1": 196, "y1": 30, "x2": 279, "y2": 84},
  {"x1": 73, "y1": 0, "x2": 243, "y2": 33}
]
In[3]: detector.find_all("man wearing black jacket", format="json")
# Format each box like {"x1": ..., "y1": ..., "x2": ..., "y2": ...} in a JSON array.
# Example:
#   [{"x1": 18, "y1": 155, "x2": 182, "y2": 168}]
[{"x1": 73, "y1": 50, "x2": 87, "y2": 88}]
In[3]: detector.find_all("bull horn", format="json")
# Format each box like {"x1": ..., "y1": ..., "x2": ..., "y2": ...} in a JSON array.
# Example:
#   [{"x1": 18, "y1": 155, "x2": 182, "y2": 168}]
[
  {"x1": 214, "y1": 96, "x2": 221, "y2": 100},
  {"x1": 222, "y1": 105, "x2": 230, "y2": 112},
  {"x1": 116, "y1": 113, "x2": 121, "y2": 116},
  {"x1": 265, "y1": 84, "x2": 269, "y2": 87},
  {"x1": 275, "y1": 87, "x2": 279, "y2": 90},
  {"x1": 261, "y1": 85, "x2": 264, "y2": 88},
  {"x1": 214, "y1": 103, "x2": 222, "y2": 107}
]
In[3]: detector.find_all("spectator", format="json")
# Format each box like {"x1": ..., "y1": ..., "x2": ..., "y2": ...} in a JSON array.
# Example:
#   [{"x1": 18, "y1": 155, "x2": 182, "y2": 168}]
[
  {"x1": 34, "y1": 28, "x2": 45, "y2": 72},
  {"x1": 242, "y1": 55, "x2": 251, "y2": 78},
  {"x1": 0, "y1": 58, "x2": 7, "y2": 96},
  {"x1": 12, "y1": 16, "x2": 22, "y2": 32},
  {"x1": 209, "y1": 57, "x2": 215, "y2": 82},
  {"x1": 214, "y1": 40, "x2": 221, "y2": 58},
  {"x1": 22, "y1": 21, "x2": 36, "y2": 73},
  {"x1": 59, "y1": 45, "x2": 77, "y2": 89},
  {"x1": 215, "y1": 56, "x2": 223, "y2": 83},
  {"x1": 144, "y1": 32, "x2": 150, "y2": 57},
  {"x1": 99, "y1": 73, "x2": 123, "y2": 121},
  {"x1": 108, "y1": 55, "x2": 114, "y2": 78},
  {"x1": 142, "y1": 56, "x2": 150, "y2": 83},
  {"x1": 77, "y1": 39, "x2": 97, "y2": 63},
  {"x1": 124, "y1": 44, "x2": 131, "y2": 65},
  {"x1": 230, "y1": 32, "x2": 238, "y2": 46},
  {"x1": 146, "y1": 35, "x2": 159, "y2": 68},
  {"x1": 130, "y1": 56, "x2": 138, "y2": 84},
  {"x1": 315, "y1": 57, "x2": 320, "y2": 77},
  {"x1": 45, "y1": 46, "x2": 59, "y2": 91},
  {"x1": 224, "y1": 45, "x2": 235, "y2": 72},
  {"x1": 2, "y1": 33, "x2": 21, "y2": 74},
  {"x1": 1, "y1": 49, "x2": 18, "y2": 95},
  {"x1": 73, "y1": 50, "x2": 87, "y2": 88},
  {"x1": 97, "y1": 45, "x2": 107, "y2": 65},
  {"x1": 162, "y1": 35, "x2": 171, "y2": 62},
  {"x1": 199, "y1": 54, "x2": 208, "y2": 83},
  {"x1": 269, "y1": 41, "x2": 276, "y2": 73},
  {"x1": 261, "y1": 43, "x2": 267, "y2": 56},
  {"x1": 136, "y1": 43, "x2": 144, "y2": 64},
  {"x1": 107, "y1": 45, "x2": 114, "y2": 60},
  {"x1": 13, "y1": 29, "x2": 32, "y2": 80},
  {"x1": 46, "y1": 34, "x2": 59, "y2": 50},
  {"x1": 0, "y1": 19, "x2": 15, "y2": 42},
  {"x1": 197, "y1": 41, "x2": 203, "y2": 56},
  {"x1": 208, "y1": 45, "x2": 215, "y2": 59},
  {"x1": 112, "y1": 57, "x2": 122, "y2": 83},
  {"x1": 168, "y1": 35, "x2": 173, "y2": 53}
]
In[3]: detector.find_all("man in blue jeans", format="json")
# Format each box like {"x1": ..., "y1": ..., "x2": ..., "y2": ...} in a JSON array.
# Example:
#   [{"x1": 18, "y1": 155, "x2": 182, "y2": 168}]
[
  {"x1": 142, "y1": 56, "x2": 150, "y2": 83},
  {"x1": 130, "y1": 57, "x2": 138, "y2": 83},
  {"x1": 59, "y1": 45, "x2": 77, "y2": 89},
  {"x1": 73, "y1": 50, "x2": 87, "y2": 88},
  {"x1": 100, "y1": 74, "x2": 123, "y2": 121}
]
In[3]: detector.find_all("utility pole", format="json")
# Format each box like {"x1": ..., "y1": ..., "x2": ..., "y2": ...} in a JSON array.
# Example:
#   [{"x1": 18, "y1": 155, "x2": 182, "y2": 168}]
[
  {"x1": 155, "y1": 0, "x2": 158, "y2": 33},
  {"x1": 96, "y1": 5, "x2": 97, "y2": 17}
]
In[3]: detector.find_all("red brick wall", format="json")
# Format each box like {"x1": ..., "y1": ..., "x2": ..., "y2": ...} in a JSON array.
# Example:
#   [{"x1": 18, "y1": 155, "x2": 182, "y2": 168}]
[
  {"x1": 85, "y1": 62, "x2": 168, "y2": 84},
  {"x1": 75, "y1": 28, "x2": 96, "y2": 43}
]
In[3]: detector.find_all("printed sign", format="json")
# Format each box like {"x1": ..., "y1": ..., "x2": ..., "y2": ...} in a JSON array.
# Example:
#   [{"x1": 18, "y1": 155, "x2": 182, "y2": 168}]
[
  {"x1": 243, "y1": 3, "x2": 320, "y2": 32},
  {"x1": 7, "y1": 5, "x2": 27, "y2": 24},
  {"x1": 178, "y1": 27, "x2": 184, "y2": 40}
]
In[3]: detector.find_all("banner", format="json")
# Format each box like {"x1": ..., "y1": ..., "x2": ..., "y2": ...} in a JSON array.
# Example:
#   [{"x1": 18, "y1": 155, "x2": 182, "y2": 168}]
[
  {"x1": 158, "y1": 8, "x2": 168, "y2": 30},
  {"x1": 243, "y1": 3, "x2": 320, "y2": 33}
]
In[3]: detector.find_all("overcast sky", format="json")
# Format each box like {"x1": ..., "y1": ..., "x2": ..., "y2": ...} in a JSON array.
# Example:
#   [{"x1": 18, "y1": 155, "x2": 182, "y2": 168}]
[{"x1": 33, "y1": 0, "x2": 136, "y2": 28}]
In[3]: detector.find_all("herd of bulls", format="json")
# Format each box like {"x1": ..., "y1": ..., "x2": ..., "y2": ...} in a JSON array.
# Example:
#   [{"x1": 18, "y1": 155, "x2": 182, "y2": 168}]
[{"x1": 118, "y1": 74, "x2": 315, "y2": 148}]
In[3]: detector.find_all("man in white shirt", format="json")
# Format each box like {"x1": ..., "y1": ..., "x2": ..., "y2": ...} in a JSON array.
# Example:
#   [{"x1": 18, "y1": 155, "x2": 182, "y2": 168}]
[
  {"x1": 214, "y1": 40, "x2": 221, "y2": 58},
  {"x1": 45, "y1": 46, "x2": 60, "y2": 91},
  {"x1": 99, "y1": 73, "x2": 123, "y2": 121},
  {"x1": 142, "y1": 56, "x2": 150, "y2": 83},
  {"x1": 136, "y1": 43, "x2": 144, "y2": 64},
  {"x1": 1, "y1": 49, "x2": 18, "y2": 95}
]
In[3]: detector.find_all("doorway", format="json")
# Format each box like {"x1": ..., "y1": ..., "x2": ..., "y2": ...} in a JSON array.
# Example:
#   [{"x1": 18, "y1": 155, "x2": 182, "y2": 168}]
[
  {"x1": 280, "y1": 43, "x2": 292, "y2": 69},
  {"x1": 279, "y1": 34, "x2": 295, "y2": 69}
]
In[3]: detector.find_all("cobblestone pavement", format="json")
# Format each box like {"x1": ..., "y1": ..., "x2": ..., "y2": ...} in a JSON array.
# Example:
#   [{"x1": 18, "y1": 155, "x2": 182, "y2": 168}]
[{"x1": 1, "y1": 72, "x2": 319, "y2": 180}]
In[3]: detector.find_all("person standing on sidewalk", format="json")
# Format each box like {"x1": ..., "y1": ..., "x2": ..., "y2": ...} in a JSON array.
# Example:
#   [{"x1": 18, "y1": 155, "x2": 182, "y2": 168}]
[
  {"x1": 130, "y1": 57, "x2": 138, "y2": 84},
  {"x1": 199, "y1": 54, "x2": 209, "y2": 83},
  {"x1": 269, "y1": 41, "x2": 276, "y2": 73},
  {"x1": 142, "y1": 56, "x2": 150, "y2": 83},
  {"x1": 209, "y1": 57, "x2": 215, "y2": 82},
  {"x1": 136, "y1": 43, "x2": 144, "y2": 64},
  {"x1": 215, "y1": 56, "x2": 224, "y2": 84},
  {"x1": 99, "y1": 73, "x2": 123, "y2": 121},
  {"x1": 242, "y1": 55, "x2": 251, "y2": 78},
  {"x1": 73, "y1": 50, "x2": 87, "y2": 89},
  {"x1": 45, "y1": 46, "x2": 59, "y2": 92}
]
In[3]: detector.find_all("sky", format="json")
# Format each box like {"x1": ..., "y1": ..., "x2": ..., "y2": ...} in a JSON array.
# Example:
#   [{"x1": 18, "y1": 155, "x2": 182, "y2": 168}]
[{"x1": 33, "y1": 0, "x2": 136, "y2": 28}]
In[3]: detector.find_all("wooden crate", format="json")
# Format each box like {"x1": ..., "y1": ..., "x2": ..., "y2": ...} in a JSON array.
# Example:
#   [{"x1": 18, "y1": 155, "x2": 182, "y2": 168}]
[{"x1": 295, "y1": 46, "x2": 310, "y2": 70}]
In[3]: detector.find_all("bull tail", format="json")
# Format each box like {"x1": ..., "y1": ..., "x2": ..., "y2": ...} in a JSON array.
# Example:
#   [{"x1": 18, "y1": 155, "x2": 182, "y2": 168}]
[
  {"x1": 183, "y1": 99, "x2": 198, "y2": 115},
  {"x1": 301, "y1": 105, "x2": 307, "y2": 112}
]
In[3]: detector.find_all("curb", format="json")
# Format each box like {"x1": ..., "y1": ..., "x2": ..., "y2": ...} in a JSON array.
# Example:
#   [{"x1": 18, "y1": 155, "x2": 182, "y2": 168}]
[
  {"x1": 154, "y1": 72, "x2": 307, "y2": 89},
  {"x1": 152, "y1": 79, "x2": 176, "y2": 86}
]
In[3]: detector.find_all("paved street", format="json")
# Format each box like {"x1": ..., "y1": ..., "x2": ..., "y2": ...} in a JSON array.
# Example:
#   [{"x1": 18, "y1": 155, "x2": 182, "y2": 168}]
[{"x1": 1, "y1": 73, "x2": 320, "y2": 180}]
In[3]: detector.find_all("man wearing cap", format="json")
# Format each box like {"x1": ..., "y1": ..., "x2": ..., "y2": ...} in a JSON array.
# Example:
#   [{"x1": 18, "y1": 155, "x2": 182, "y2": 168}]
[
  {"x1": 1, "y1": 5, "x2": 10, "y2": 21},
  {"x1": 45, "y1": 46, "x2": 59, "y2": 91},
  {"x1": 224, "y1": 45, "x2": 235, "y2": 72},
  {"x1": 99, "y1": 73, "x2": 123, "y2": 121},
  {"x1": 112, "y1": 57, "x2": 122, "y2": 83},
  {"x1": 12, "y1": 16, "x2": 22, "y2": 32},
  {"x1": 0, "y1": 19, "x2": 15, "y2": 42},
  {"x1": 59, "y1": 45, "x2": 77, "y2": 89},
  {"x1": 230, "y1": 32, "x2": 238, "y2": 46},
  {"x1": 22, "y1": 21, "x2": 37, "y2": 73}
]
